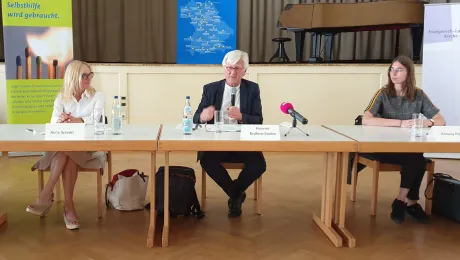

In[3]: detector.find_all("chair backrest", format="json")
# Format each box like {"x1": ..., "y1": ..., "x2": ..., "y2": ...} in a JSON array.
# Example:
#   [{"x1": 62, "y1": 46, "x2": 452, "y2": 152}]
[{"x1": 355, "y1": 115, "x2": 363, "y2": 125}]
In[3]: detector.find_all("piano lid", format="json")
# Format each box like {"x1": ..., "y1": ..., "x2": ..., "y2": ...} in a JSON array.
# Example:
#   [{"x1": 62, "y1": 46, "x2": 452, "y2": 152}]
[{"x1": 278, "y1": 1, "x2": 424, "y2": 31}]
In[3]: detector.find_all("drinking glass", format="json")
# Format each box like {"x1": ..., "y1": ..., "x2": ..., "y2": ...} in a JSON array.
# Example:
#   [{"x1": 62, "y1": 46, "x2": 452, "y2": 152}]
[
  {"x1": 93, "y1": 107, "x2": 105, "y2": 135},
  {"x1": 412, "y1": 113, "x2": 423, "y2": 137},
  {"x1": 214, "y1": 110, "x2": 224, "y2": 133}
]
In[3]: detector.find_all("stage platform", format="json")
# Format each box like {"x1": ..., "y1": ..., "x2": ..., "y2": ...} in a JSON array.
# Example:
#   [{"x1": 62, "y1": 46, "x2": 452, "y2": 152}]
[{"x1": 0, "y1": 62, "x2": 422, "y2": 126}]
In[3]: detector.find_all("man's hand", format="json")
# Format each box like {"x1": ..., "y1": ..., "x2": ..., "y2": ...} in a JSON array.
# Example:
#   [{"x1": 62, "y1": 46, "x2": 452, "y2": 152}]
[
  {"x1": 200, "y1": 105, "x2": 215, "y2": 123},
  {"x1": 228, "y1": 106, "x2": 242, "y2": 121}
]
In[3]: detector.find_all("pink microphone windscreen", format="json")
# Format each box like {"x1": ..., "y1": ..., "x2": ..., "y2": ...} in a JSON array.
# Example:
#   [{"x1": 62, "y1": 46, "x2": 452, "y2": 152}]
[{"x1": 280, "y1": 102, "x2": 294, "y2": 114}]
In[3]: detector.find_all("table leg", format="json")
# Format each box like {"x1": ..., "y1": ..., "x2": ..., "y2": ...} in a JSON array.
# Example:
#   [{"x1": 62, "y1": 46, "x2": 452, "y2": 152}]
[
  {"x1": 2, "y1": 153, "x2": 9, "y2": 226},
  {"x1": 313, "y1": 152, "x2": 343, "y2": 247},
  {"x1": 147, "y1": 151, "x2": 156, "y2": 248},
  {"x1": 424, "y1": 162, "x2": 435, "y2": 215},
  {"x1": 334, "y1": 154, "x2": 342, "y2": 222},
  {"x1": 332, "y1": 152, "x2": 356, "y2": 248},
  {"x1": 320, "y1": 153, "x2": 327, "y2": 222},
  {"x1": 162, "y1": 152, "x2": 170, "y2": 247},
  {"x1": 0, "y1": 212, "x2": 6, "y2": 226}
]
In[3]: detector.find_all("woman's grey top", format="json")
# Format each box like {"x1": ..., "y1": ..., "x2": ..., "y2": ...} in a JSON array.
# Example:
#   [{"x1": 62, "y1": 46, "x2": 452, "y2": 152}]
[{"x1": 365, "y1": 87, "x2": 440, "y2": 120}]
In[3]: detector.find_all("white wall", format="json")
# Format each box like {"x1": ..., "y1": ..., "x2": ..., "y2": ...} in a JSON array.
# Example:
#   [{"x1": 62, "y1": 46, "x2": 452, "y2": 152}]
[{"x1": 0, "y1": 63, "x2": 423, "y2": 125}]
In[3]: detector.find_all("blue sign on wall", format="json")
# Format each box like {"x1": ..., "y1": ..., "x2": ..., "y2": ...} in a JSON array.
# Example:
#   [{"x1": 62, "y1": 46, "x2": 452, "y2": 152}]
[{"x1": 177, "y1": 0, "x2": 237, "y2": 64}]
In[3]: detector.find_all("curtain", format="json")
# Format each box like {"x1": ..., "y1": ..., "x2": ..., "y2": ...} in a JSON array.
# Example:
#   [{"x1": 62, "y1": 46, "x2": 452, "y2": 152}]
[
  {"x1": 72, "y1": 0, "x2": 176, "y2": 63},
  {"x1": 0, "y1": 0, "x2": 457, "y2": 63}
]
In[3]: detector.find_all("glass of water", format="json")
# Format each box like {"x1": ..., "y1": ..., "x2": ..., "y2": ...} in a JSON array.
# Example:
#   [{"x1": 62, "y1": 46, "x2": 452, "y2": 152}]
[
  {"x1": 411, "y1": 113, "x2": 423, "y2": 137},
  {"x1": 214, "y1": 110, "x2": 224, "y2": 133},
  {"x1": 93, "y1": 107, "x2": 105, "y2": 135}
]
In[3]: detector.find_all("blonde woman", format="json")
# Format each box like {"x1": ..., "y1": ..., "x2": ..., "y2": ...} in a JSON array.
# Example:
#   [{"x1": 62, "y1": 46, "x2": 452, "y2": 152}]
[{"x1": 26, "y1": 60, "x2": 106, "y2": 230}]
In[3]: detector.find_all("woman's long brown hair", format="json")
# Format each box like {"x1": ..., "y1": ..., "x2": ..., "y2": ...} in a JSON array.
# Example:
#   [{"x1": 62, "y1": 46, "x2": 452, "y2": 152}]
[{"x1": 384, "y1": 55, "x2": 417, "y2": 101}]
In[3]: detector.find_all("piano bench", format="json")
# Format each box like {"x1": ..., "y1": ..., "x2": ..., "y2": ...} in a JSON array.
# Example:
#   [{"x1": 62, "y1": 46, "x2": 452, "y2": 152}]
[
  {"x1": 272, "y1": 37, "x2": 291, "y2": 43},
  {"x1": 269, "y1": 37, "x2": 291, "y2": 63}
]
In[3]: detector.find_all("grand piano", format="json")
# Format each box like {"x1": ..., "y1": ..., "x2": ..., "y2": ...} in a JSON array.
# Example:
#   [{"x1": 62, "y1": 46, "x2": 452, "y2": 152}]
[{"x1": 277, "y1": 1, "x2": 425, "y2": 62}]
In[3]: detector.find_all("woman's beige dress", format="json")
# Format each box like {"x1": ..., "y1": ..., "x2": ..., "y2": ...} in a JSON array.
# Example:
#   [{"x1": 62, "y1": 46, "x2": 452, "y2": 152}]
[
  {"x1": 32, "y1": 151, "x2": 106, "y2": 171},
  {"x1": 32, "y1": 91, "x2": 107, "y2": 171}
]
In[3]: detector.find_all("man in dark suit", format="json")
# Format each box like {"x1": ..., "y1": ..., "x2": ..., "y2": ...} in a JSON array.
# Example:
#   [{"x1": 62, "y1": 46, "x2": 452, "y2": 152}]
[{"x1": 193, "y1": 50, "x2": 266, "y2": 217}]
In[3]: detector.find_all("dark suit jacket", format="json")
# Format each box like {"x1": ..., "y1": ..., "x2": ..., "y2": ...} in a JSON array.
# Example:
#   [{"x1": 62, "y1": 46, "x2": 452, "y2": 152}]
[
  {"x1": 193, "y1": 79, "x2": 263, "y2": 125},
  {"x1": 193, "y1": 79, "x2": 263, "y2": 161}
]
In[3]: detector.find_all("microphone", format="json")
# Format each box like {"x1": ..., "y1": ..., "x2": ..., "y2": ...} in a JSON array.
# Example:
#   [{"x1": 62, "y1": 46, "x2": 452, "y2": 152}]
[
  {"x1": 280, "y1": 102, "x2": 308, "y2": 125},
  {"x1": 231, "y1": 87, "x2": 236, "y2": 106}
]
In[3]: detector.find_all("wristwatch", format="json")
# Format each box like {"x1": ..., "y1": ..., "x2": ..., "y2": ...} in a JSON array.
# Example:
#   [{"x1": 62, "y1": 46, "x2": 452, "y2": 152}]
[{"x1": 429, "y1": 119, "x2": 435, "y2": 127}]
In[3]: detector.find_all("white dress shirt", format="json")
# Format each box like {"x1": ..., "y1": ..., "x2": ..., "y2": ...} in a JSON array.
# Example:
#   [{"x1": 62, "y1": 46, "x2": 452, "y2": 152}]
[
  {"x1": 221, "y1": 84, "x2": 240, "y2": 124},
  {"x1": 50, "y1": 91, "x2": 105, "y2": 124}
]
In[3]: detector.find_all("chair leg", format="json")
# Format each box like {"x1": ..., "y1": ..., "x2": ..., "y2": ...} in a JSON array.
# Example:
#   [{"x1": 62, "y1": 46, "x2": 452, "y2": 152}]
[
  {"x1": 253, "y1": 180, "x2": 258, "y2": 200},
  {"x1": 371, "y1": 166, "x2": 380, "y2": 216},
  {"x1": 256, "y1": 177, "x2": 262, "y2": 215},
  {"x1": 425, "y1": 162, "x2": 435, "y2": 215},
  {"x1": 201, "y1": 168, "x2": 206, "y2": 212},
  {"x1": 351, "y1": 155, "x2": 358, "y2": 202},
  {"x1": 107, "y1": 151, "x2": 113, "y2": 183},
  {"x1": 55, "y1": 176, "x2": 61, "y2": 203},
  {"x1": 97, "y1": 170, "x2": 102, "y2": 218}
]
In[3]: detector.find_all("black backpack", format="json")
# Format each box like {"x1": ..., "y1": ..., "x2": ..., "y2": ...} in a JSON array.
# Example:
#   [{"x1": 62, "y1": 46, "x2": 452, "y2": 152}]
[{"x1": 145, "y1": 166, "x2": 204, "y2": 219}]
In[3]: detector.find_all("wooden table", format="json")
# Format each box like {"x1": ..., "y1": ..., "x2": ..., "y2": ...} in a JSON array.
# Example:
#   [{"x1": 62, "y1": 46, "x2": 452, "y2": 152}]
[
  {"x1": 156, "y1": 124, "x2": 358, "y2": 248},
  {"x1": 0, "y1": 124, "x2": 160, "y2": 246},
  {"x1": 323, "y1": 125, "x2": 460, "y2": 229},
  {"x1": 324, "y1": 125, "x2": 460, "y2": 153}
]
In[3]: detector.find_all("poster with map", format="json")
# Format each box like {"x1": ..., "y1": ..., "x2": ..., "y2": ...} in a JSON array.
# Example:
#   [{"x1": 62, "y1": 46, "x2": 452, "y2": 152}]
[{"x1": 177, "y1": 0, "x2": 237, "y2": 64}]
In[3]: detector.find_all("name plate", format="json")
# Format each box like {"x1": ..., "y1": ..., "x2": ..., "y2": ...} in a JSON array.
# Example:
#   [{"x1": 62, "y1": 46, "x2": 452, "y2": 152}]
[
  {"x1": 45, "y1": 123, "x2": 85, "y2": 140},
  {"x1": 429, "y1": 126, "x2": 460, "y2": 141},
  {"x1": 240, "y1": 125, "x2": 280, "y2": 141}
]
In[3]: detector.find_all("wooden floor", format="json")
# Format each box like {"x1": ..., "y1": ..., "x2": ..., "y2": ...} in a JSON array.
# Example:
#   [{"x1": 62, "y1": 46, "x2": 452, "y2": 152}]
[{"x1": 1, "y1": 152, "x2": 460, "y2": 259}]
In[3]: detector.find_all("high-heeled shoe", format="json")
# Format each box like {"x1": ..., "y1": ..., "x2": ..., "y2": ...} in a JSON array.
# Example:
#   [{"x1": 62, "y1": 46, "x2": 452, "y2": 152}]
[
  {"x1": 26, "y1": 193, "x2": 54, "y2": 217},
  {"x1": 63, "y1": 209, "x2": 80, "y2": 230}
]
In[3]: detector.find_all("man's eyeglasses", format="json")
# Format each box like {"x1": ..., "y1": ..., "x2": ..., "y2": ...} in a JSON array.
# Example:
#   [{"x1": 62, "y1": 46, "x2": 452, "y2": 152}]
[
  {"x1": 82, "y1": 72, "x2": 94, "y2": 79},
  {"x1": 225, "y1": 66, "x2": 244, "y2": 72}
]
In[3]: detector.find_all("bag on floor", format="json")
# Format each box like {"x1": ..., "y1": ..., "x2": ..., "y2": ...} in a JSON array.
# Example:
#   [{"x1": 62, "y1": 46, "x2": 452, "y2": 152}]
[
  {"x1": 105, "y1": 169, "x2": 149, "y2": 211},
  {"x1": 425, "y1": 173, "x2": 460, "y2": 223},
  {"x1": 145, "y1": 166, "x2": 204, "y2": 219}
]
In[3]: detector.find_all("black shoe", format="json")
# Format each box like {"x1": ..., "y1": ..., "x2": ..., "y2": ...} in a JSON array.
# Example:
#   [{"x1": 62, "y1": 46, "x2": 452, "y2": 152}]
[
  {"x1": 391, "y1": 199, "x2": 406, "y2": 224},
  {"x1": 228, "y1": 192, "x2": 246, "y2": 218},
  {"x1": 406, "y1": 203, "x2": 430, "y2": 224}
]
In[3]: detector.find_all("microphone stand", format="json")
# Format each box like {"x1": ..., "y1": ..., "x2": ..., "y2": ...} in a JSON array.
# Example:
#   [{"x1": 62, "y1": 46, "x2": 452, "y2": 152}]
[{"x1": 284, "y1": 117, "x2": 309, "y2": 137}]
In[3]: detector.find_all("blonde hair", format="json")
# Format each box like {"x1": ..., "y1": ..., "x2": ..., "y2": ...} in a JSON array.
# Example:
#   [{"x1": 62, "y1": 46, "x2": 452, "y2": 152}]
[{"x1": 59, "y1": 60, "x2": 96, "y2": 102}]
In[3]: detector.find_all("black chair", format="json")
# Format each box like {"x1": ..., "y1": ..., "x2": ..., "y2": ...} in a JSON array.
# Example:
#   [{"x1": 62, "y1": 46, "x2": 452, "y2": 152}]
[{"x1": 269, "y1": 37, "x2": 291, "y2": 63}]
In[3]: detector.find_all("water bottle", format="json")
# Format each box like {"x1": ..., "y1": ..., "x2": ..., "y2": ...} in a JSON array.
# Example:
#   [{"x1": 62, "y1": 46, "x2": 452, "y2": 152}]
[
  {"x1": 183, "y1": 96, "x2": 193, "y2": 135},
  {"x1": 120, "y1": 102, "x2": 127, "y2": 127},
  {"x1": 112, "y1": 96, "x2": 122, "y2": 135}
]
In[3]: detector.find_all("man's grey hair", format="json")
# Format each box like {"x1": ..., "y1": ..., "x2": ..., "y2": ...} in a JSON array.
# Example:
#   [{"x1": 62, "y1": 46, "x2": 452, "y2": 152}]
[{"x1": 222, "y1": 50, "x2": 249, "y2": 69}]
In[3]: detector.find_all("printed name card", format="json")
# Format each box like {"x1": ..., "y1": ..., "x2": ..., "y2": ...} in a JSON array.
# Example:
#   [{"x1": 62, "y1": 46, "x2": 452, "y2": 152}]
[
  {"x1": 45, "y1": 123, "x2": 85, "y2": 140},
  {"x1": 429, "y1": 126, "x2": 460, "y2": 141},
  {"x1": 240, "y1": 125, "x2": 280, "y2": 141}
]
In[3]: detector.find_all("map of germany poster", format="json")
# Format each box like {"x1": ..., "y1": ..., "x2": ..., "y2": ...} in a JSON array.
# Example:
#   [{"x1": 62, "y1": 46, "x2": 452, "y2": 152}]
[{"x1": 177, "y1": 0, "x2": 237, "y2": 64}]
